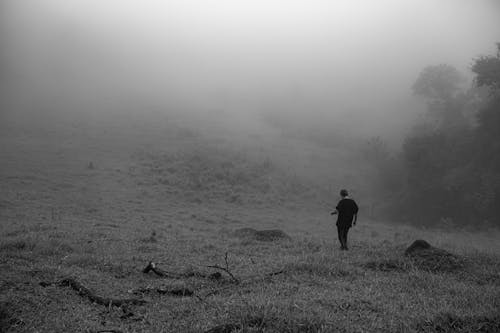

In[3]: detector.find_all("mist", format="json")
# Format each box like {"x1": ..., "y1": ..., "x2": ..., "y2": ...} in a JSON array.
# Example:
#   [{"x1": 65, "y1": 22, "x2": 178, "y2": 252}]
[
  {"x1": 2, "y1": 3, "x2": 500, "y2": 330},
  {"x1": 2, "y1": 0, "x2": 499, "y2": 143}
]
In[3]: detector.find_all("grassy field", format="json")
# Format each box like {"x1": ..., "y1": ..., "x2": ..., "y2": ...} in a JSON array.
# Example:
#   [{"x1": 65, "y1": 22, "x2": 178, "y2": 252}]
[{"x1": 1, "y1": 114, "x2": 500, "y2": 332}]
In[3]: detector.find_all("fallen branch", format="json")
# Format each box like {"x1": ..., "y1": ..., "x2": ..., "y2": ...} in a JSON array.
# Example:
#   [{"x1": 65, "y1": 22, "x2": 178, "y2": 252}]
[
  {"x1": 207, "y1": 252, "x2": 240, "y2": 284},
  {"x1": 206, "y1": 265, "x2": 239, "y2": 284},
  {"x1": 142, "y1": 255, "x2": 285, "y2": 301},
  {"x1": 199, "y1": 269, "x2": 286, "y2": 299},
  {"x1": 142, "y1": 261, "x2": 222, "y2": 280},
  {"x1": 142, "y1": 261, "x2": 182, "y2": 278},
  {"x1": 40, "y1": 277, "x2": 146, "y2": 307},
  {"x1": 133, "y1": 286, "x2": 194, "y2": 297},
  {"x1": 266, "y1": 270, "x2": 286, "y2": 277}
]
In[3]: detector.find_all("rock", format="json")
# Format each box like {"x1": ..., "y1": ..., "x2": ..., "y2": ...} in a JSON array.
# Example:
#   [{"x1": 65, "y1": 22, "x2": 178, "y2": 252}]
[
  {"x1": 405, "y1": 239, "x2": 432, "y2": 255},
  {"x1": 404, "y1": 240, "x2": 464, "y2": 272},
  {"x1": 233, "y1": 228, "x2": 290, "y2": 241}
]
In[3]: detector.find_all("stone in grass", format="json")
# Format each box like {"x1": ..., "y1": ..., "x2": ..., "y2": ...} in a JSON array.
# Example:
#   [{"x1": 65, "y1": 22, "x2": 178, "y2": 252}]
[
  {"x1": 233, "y1": 228, "x2": 291, "y2": 242},
  {"x1": 405, "y1": 239, "x2": 432, "y2": 255},
  {"x1": 405, "y1": 240, "x2": 464, "y2": 273}
]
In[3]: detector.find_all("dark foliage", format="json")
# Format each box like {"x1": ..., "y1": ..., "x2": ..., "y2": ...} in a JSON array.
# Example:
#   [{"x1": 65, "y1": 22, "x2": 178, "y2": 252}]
[{"x1": 379, "y1": 44, "x2": 500, "y2": 227}]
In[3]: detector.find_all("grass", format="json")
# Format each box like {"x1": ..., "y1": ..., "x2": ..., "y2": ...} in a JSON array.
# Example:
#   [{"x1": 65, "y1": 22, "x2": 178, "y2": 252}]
[
  {"x1": 0, "y1": 237, "x2": 74, "y2": 258},
  {"x1": 1, "y1": 117, "x2": 499, "y2": 332},
  {"x1": 3, "y1": 220, "x2": 498, "y2": 332}
]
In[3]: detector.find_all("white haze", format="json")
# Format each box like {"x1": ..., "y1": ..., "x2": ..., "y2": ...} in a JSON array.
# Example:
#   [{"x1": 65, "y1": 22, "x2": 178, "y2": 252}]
[{"x1": 1, "y1": 0, "x2": 499, "y2": 143}]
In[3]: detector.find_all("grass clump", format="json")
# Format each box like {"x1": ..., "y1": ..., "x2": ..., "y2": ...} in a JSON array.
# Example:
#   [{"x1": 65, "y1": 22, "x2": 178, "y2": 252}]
[
  {"x1": 362, "y1": 259, "x2": 410, "y2": 272},
  {"x1": 207, "y1": 303, "x2": 331, "y2": 333},
  {"x1": 404, "y1": 240, "x2": 465, "y2": 273},
  {"x1": 0, "y1": 237, "x2": 74, "y2": 258},
  {"x1": 233, "y1": 228, "x2": 291, "y2": 242},
  {"x1": 140, "y1": 230, "x2": 158, "y2": 243},
  {"x1": 415, "y1": 312, "x2": 500, "y2": 332},
  {"x1": 0, "y1": 302, "x2": 23, "y2": 332},
  {"x1": 0, "y1": 239, "x2": 36, "y2": 252},
  {"x1": 408, "y1": 248, "x2": 464, "y2": 273},
  {"x1": 37, "y1": 239, "x2": 74, "y2": 256},
  {"x1": 286, "y1": 261, "x2": 351, "y2": 278}
]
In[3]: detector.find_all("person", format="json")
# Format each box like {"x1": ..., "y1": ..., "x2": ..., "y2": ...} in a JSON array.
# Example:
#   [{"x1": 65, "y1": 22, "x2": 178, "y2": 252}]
[{"x1": 331, "y1": 189, "x2": 358, "y2": 250}]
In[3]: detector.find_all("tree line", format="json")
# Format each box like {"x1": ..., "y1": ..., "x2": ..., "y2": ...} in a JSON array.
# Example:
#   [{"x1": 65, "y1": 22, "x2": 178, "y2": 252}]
[{"x1": 368, "y1": 43, "x2": 500, "y2": 228}]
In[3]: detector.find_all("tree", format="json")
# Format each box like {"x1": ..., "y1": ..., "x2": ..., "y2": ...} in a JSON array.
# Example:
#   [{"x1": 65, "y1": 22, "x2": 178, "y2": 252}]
[
  {"x1": 379, "y1": 45, "x2": 500, "y2": 227},
  {"x1": 412, "y1": 64, "x2": 468, "y2": 130},
  {"x1": 472, "y1": 43, "x2": 500, "y2": 91},
  {"x1": 413, "y1": 64, "x2": 464, "y2": 101},
  {"x1": 472, "y1": 42, "x2": 500, "y2": 168}
]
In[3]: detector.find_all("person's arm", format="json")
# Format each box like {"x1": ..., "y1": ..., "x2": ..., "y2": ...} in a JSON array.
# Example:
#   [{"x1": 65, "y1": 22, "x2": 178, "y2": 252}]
[
  {"x1": 331, "y1": 202, "x2": 340, "y2": 215},
  {"x1": 352, "y1": 201, "x2": 359, "y2": 225}
]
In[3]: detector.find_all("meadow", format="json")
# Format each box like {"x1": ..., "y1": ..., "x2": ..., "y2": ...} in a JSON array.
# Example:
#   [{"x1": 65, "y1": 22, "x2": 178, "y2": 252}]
[{"x1": 1, "y1": 113, "x2": 499, "y2": 332}]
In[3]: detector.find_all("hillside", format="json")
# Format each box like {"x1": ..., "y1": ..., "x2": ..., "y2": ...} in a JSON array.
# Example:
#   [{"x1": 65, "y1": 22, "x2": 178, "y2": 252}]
[{"x1": 1, "y1": 114, "x2": 499, "y2": 332}]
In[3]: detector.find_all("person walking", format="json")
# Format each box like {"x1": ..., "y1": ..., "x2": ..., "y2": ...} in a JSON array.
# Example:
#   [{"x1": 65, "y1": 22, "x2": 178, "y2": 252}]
[{"x1": 331, "y1": 189, "x2": 358, "y2": 250}]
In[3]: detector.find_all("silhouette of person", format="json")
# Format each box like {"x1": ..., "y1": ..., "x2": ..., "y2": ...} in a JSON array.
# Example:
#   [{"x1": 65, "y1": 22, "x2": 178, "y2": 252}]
[{"x1": 331, "y1": 189, "x2": 358, "y2": 250}]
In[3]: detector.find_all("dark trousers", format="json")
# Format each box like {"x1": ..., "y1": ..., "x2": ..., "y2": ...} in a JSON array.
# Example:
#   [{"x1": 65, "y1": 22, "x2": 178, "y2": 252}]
[{"x1": 337, "y1": 224, "x2": 350, "y2": 249}]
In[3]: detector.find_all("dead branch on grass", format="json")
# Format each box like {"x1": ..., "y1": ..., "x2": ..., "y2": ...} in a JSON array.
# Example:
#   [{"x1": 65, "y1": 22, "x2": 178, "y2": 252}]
[
  {"x1": 132, "y1": 286, "x2": 194, "y2": 297},
  {"x1": 266, "y1": 269, "x2": 286, "y2": 277},
  {"x1": 142, "y1": 254, "x2": 286, "y2": 302},
  {"x1": 207, "y1": 252, "x2": 240, "y2": 284},
  {"x1": 198, "y1": 269, "x2": 287, "y2": 299},
  {"x1": 142, "y1": 261, "x2": 222, "y2": 280},
  {"x1": 40, "y1": 277, "x2": 146, "y2": 307},
  {"x1": 142, "y1": 261, "x2": 181, "y2": 278}
]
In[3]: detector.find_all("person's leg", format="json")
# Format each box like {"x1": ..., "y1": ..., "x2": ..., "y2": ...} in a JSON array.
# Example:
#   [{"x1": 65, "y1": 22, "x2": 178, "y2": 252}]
[
  {"x1": 337, "y1": 225, "x2": 344, "y2": 249},
  {"x1": 343, "y1": 226, "x2": 350, "y2": 250}
]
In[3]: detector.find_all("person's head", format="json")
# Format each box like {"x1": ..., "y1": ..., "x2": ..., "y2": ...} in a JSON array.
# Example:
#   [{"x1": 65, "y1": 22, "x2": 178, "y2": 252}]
[{"x1": 340, "y1": 189, "x2": 349, "y2": 198}]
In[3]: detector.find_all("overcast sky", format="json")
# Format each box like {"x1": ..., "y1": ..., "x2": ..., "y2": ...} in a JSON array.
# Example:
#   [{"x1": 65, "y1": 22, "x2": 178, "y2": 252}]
[{"x1": 1, "y1": 0, "x2": 499, "y2": 133}]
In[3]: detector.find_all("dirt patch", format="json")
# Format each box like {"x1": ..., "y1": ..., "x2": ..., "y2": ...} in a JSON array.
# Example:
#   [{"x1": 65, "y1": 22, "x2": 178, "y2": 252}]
[
  {"x1": 416, "y1": 313, "x2": 500, "y2": 332},
  {"x1": 233, "y1": 228, "x2": 291, "y2": 241},
  {"x1": 405, "y1": 240, "x2": 464, "y2": 273}
]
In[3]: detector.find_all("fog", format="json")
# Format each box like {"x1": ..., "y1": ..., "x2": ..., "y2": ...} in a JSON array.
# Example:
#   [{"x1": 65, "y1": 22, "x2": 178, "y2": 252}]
[{"x1": 1, "y1": 0, "x2": 500, "y2": 142}]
